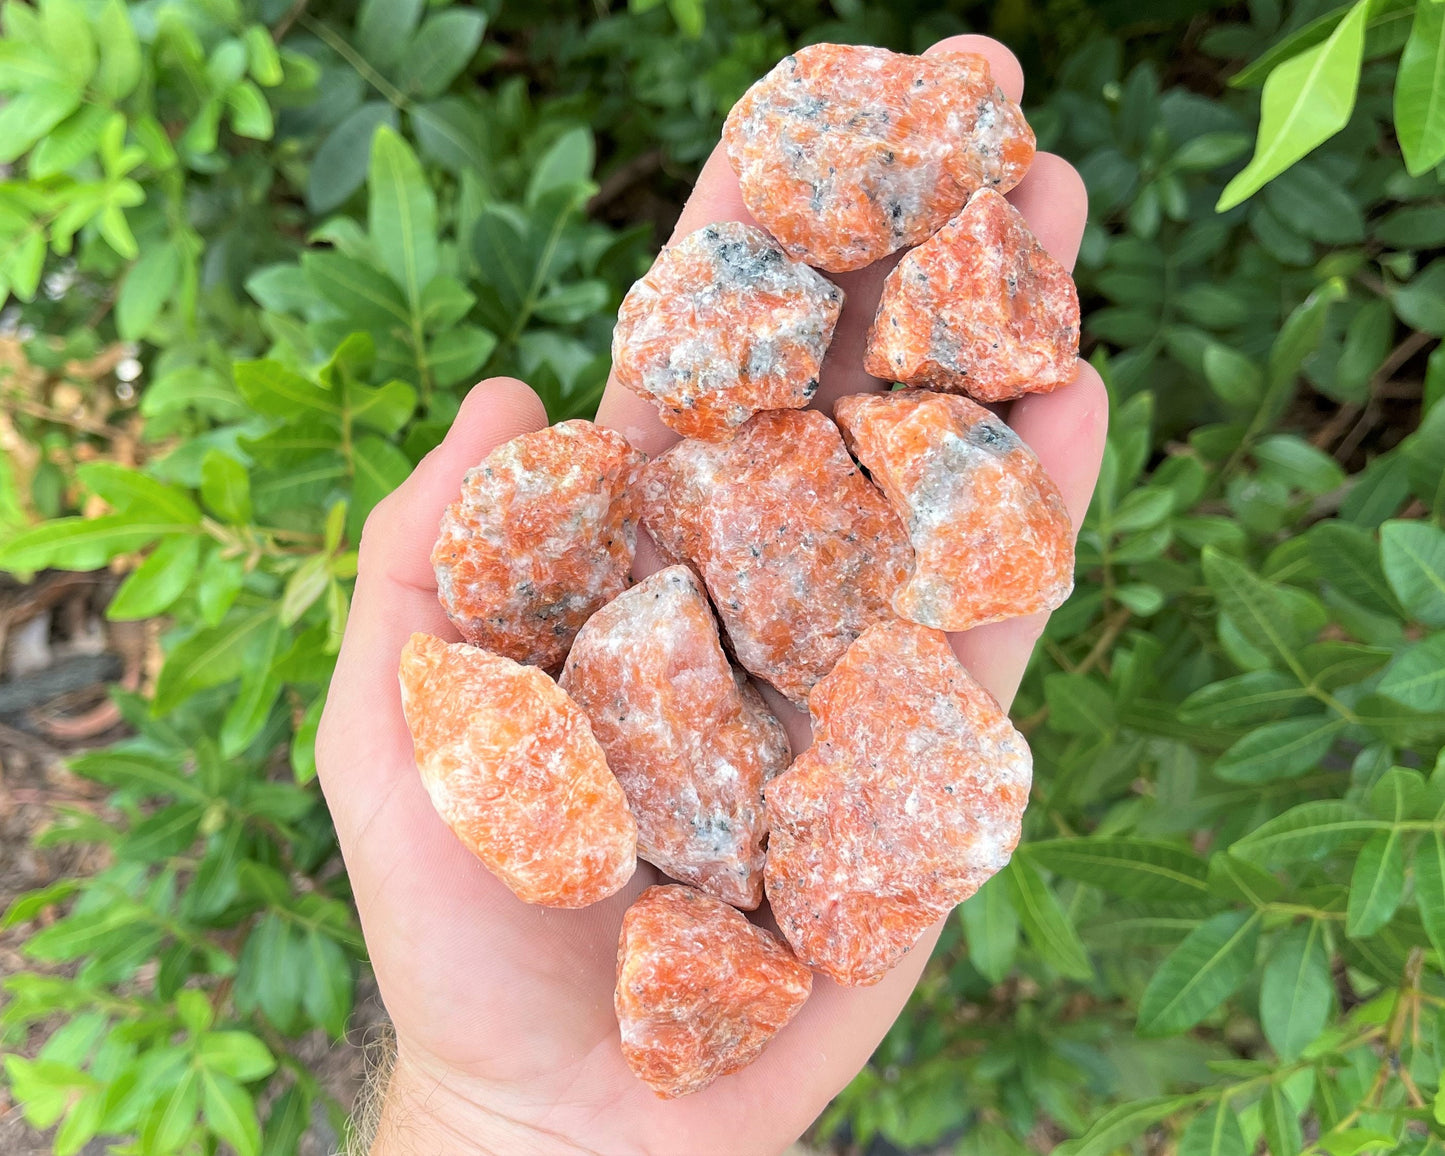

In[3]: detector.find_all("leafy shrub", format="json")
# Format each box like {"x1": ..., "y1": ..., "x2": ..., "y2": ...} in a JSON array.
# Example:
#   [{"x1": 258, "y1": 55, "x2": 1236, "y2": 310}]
[{"x1": 0, "y1": 0, "x2": 1442, "y2": 1153}]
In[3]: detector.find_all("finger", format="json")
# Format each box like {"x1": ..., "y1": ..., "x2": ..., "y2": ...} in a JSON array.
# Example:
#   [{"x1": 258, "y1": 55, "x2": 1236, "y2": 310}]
[
  {"x1": 1007, "y1": 152, "x2": 1090, "y2": 272},
  {"x1": 949, "y1": 361, "x2": 1109, "y2": 709},
  {"x1": 318, "y1": 377, "x2": 547, "y2": 840}
]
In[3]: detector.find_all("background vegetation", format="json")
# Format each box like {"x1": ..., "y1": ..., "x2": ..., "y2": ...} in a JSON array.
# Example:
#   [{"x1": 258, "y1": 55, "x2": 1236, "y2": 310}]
[{"x1": 0, "y1": 0, "x2": 1442, "y2": 1152}]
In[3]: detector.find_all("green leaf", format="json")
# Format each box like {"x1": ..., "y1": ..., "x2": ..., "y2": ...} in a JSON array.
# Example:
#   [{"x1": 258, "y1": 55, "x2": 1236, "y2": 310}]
[
  {"x1": 1214, "y1": 715, "x2": 1345, "y2": 783},
  {"x1": 0, "y1": 515, "x2": 195, "y2": 573},
  {"x1": 1346, "y1": 829, "x2": 1406, "y2": 936},
  {"x1": 1003, "y1": 857, "x2": 1093, "y2": 980},
  {"x1": 1053, "y1": 1098, "x2": 1192, "y2": 1156},
  {"x1": 397, "y1": 9, "x2": 487, "y2": 99},
  {"x1": 301, "y1": 931, "x2": 352, "y2": 1037},
  {"x1": 1260, "y1": 1083, "x2": 1305, "y2": 1156},
  {"x1": 527, "y1": 126, "x2": 596, "y2": 206},
  {"x1": 235, "y1": 360, "x2": 340, "y2": 419},
  {"x1": 1022, "y1": 839, "x2": 1211, "y2": 901},
  {"x1": 307, "y1": 102, "x2": 398, "y2": 214},
  {"x1": 1260, "y1": 920, "x2": 1331, "y2": 1059},
  {"x1": 1137, "y1": 909, "x2": 1261, "y2": 1036},
  {"x1": 356, "y1": 0, "x2": 424, "y2": 72},
  {"x1": 107, "y1": 536, "x2": 202, "y2": 621},
  {"x1": 202, "y1": 1071, "x2": 261, "y2": 1156},
  {"x1": 349, "y1": 435, "x2": 412, "y2": 540},
  {"x1": 959, "y1": 872, "x2": 1017, "y2": 985},
  {"x1": 1230, "y1": 800, "x2": 1380, "y2": 865},
  {"x1": 197, "y1": 1032, "x2": 276, "y2": 1082},
  {"x1": 1179, "y1": 670, "x2": 1310, "y2": 728},
  {"x1": 200, "y1": 451, "x2": 253, "y2": 524},
  {"x1": 220, "y1": 614, "x2": 285, "y2": 755},
  {"x1": 1396, "y1": 0, "x2": 1445, "y2": 176},
  {"x1": 142, "y1": 1067, "x2": 199, "y2": 1151},
  {"x1": 1307, "y1": 522, "x2": 1402, "y2": 616},
  {"x1": 369, "y1": 126, "x2": 438, "y2": 307},
  {"x1": 428, "y1": 325, "x2": 499, "y2": 388},
  {"x1": 1315, "y1": 1130, "x2": 1401, "y2": 1155},
  {"x1": 1269, "y1": 277, "x2": 1347, "y2": 388},
  {"x1": 1043, "y1": 673, "x2": 1116, "y2": 737},
  {"x1": 1380, "y1": 520, "x2": 1445, "y2": 626},
  {"x1": 1413, "y1": 832, "x2": 1445, "y2": 961},
  {"x1": 0, "y1": 82, "x2": 83, "y2": 165},
  {"x1": 413, "y1": 99, "x2": 489, "y2": 177},
  {"x1": 302, "y1": 249, "x2": 411, "y2": 329},
  {"x1": 1253, "y1": 434, "x2": 1345, "y2": 495},
  {"x1": 40, "y1": 0, "x2": 95, "y2": 88},
  {"x1": 1403, "y1": 396, "x2": 1445, "y2": 513},
  {"x1": 1, "y1": 879, "x2": 79, "y2": 929},
  {"x1": 1217, "y1": 0, "x2": 1368, "y2": 210},
  {"x1": 1379, "y1": 636, "x2": 1445, "y2": 711},
  {"x1": 29, "y1": 103, "x2": 111, "y2": 178},
  {"x1": 1202, "y1": 547, "x2": 1324, "y2": 666},
  {"x1": 1202, "y1": 343, "x2": 1263, "y2": 406},
  {"x1": 1395, "y1": 259, "x2": 1445, "y2": 336},
  {"x1": 152, "y1": 610, "x2": 278, "y2": 715},
  {"x1": 1178, "y1": 1101, "x2": 1247, "y2": 1156},
  {"x1": 93, "y1": 0, "x2": 141, "y2": 101},
  {"x1": 280, "y1": 554, "x2": 330, "y2": 627},
  {"x1": 261, "y1": 1086, "x2": 311, "y2": 1156},
  {"x1": 77, "y1": 462, "x2": 202, "y2": 524},
  {"x1": 227, "y1": 80, "x2": 273, "y2": 140},
  {"x1": 348, "y1": 379, "x2": 417, "y2": 435},
  {"x1": 115, "y1": 240, "x2": 181, "y2": 340}
]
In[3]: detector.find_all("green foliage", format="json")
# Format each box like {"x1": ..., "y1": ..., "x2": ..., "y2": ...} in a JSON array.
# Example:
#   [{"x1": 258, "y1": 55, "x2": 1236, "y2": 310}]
[{"x1": 0, "y1": 0, "x2": 1441, "y2": 1152}]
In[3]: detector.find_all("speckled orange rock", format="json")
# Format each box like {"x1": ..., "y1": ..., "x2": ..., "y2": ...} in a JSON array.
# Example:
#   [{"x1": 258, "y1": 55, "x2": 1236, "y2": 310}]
[
  {"x1": 723, "y1": 44, "x2": 1034, "y2": 272},
  {"x1": 764, "y1": 621, "x2": 1031, "y2": 986},
  {"x1": 638, "y1": 409, "x2": 910, "y2": 705},
  {"x1": 398, "y1": 633, "x2": 637, "y2": 908},
  {"x1": 612, "y1": 222, "x2": 844, "y2": 440},
  {"x1": 834, "y1": 389, "x2": 1074, "y2": 631},
  {"x1": 865, "y1": 189, "x2": 1079, "y2": 401},
  {"x1": 616, "y1": 885, "x2": 812, "y2": 1098},
  {"x1": 432, "y1": 421, "x2": 644, "y2": 670},
  {"x1": 560, "y1": 567, "x2": 789, "y2": 908}
]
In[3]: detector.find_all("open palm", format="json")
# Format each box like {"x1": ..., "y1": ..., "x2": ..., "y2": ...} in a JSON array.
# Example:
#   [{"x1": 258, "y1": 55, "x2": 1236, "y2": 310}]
[{"x1": 316, "y1": 34, "x2": 1107, "y2": 1156}]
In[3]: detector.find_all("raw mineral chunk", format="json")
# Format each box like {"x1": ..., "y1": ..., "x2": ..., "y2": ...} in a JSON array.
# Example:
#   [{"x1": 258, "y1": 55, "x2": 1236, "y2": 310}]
[
  {"x1": 612, "y1": 222, "x2": 844, "y2": 440},
  {"x1": 764, "y1": 621, "x2": 1031, "y2": 985},
  {"x1": 560, "y1": 567, "x2": 789, "y2": 908},
  {"x1": 616, "y1": 885, "x2": 812, "y2": 1098},
  {"x1": 432, "y1": 421, "x2": 645, "y2": 670},
  {"x1": 723, "y1": 44, "x2": 1034, "y2": 272},
  {"x1": 638, "y1": 409, "x2": 910, "y2": 705},
  {"x1": 834, "y1": 389, "x2": 1074, "y2": 631},
  {"x1": 864, "y1": 189, "x2": 1079, "y2": 401},
  {"x1": 398, "y1": 633, "x2": 637, "y2": 908}
]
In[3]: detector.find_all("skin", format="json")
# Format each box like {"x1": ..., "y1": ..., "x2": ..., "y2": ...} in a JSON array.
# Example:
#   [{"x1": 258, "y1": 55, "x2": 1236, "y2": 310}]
[{"x1": 316, "y1": 34, "x2": 1107, "y2": 1156}]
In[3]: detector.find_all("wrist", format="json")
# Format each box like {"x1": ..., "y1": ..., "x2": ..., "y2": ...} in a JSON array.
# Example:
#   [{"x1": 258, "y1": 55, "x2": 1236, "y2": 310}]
[{"x1": 365, "y1": 1046, "x2": 591, "y2": 1156}]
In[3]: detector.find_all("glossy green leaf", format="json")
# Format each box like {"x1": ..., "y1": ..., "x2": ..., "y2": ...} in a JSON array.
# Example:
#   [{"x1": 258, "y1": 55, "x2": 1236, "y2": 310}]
[
  {"x1": 1380, "y1": 519, "x2": 1445, "y2": 625},
  {"x1": 1346, "y1": 829, "x2": 1406, "y2": 936},
  {"x1": 1004, "y1": 857, "x2": 1093, "y2": 980},
  {"x1": 1260, "y1": 920, "x2": 1331, "y2": 1058},
  {"x1": 369, "y1": 126, "x2": 438, "y2": 307},
  {"x1": 1217, "y1": 0, "x2": 1369, "y2": 209},
  {"x1": 107, "y1": 536, "x2": 202, "y2": 621},
  {"x1": 1214, "y1": 715, "x2": 1345, "y2": 782},
  {"x1": 1396, "y1": 0, "x2": 1445, "y2": 175},
  {"x1": 1137, "y1": 909, "x2": 1261, "y2": 1036}
]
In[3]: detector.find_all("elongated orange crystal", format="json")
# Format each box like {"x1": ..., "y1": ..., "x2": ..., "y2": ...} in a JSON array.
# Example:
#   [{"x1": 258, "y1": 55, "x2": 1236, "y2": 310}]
[
  {"x1": 560, "y1": 567, "x2": 789, "y2": 908},
  {"x1": 764, "y1": 621, "x2": 1031, "y2": 985},
  {"x1": 399, "y1": 633, "x2": 636, "y2": 908},
  {"x1": 616, "y1": 885, "x2": 812, "y2": 1098}
]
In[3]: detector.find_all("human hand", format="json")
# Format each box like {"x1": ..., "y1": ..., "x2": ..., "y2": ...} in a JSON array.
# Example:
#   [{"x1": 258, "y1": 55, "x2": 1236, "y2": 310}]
[{"x1": 317, "y1": 33, "x2": 1106, "y2": 1156}]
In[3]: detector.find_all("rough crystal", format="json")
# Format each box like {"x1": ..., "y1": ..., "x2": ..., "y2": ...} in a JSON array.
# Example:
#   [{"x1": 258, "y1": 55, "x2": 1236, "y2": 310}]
[
  {"x1": 723, "y1": 44, "x2": 1034, "y2": 272},
  {"x1": 615, "y1": 885, "x2": 812, "y2": 1098},
  {"x1": 612, "y1": 222, "x2": 844, "y2": 440},
  {"x1": 764, "y1": 620, "x2": 1031, "y2": 985},
  {"x1": 432, "y1": 420, "x2": 644, "y2": 670},
  {"x1": 399, "y1": 633, "x2": 637, "y2": 908},
  {"x1": 834, "y1": 388, "x2": 1074, "y2": 631}
]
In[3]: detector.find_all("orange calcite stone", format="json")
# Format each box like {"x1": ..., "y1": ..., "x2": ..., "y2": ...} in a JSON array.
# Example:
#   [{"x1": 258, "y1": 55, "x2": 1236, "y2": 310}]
[
  {"x1": 764, "y1": 621, "x2": 1032, "y2": 985},
  {"x1": 834, "y1": 389, "x2": 1074, "y2": 631},
  {"x1": 398, "y1": 633, "x2": 636, "y2": 907},
  {"x1": 864, "y1": 189, "x2": 1080, "y2": 401},
  {"x1": 723, "y1": 44, "x2": 1034, "y2": 272},
  {"x1": 615, "y1": 885, "x2": 812, "y2": 1098},
  {"x1": 638, "y1": 409, "x2": 911, "y2": 705},
  {"x1": 612, "y1": 222, "x2": 844, "y2": 440},
  {"x1": 560, "y1": 567, "x2": 789, "y2": 908},
  {"x1": 432, "y1": 421, "x2": 644, "y2": 670}
]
